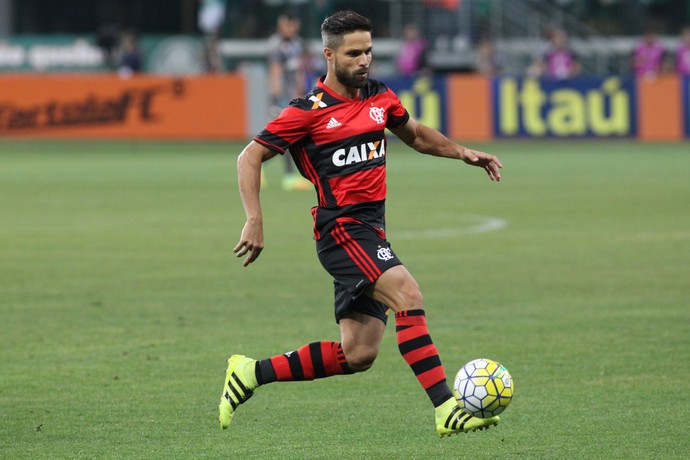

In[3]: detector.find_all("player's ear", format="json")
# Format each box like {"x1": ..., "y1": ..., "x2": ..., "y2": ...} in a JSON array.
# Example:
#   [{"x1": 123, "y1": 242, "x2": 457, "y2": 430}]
[{"x1": 323, "y1": 47, "x2": 334, "y2": 62}]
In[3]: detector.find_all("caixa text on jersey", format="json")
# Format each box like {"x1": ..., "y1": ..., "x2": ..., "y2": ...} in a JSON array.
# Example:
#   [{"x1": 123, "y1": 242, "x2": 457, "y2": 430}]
[{"x1": 331, "y1": 139, "x2": 386, "y2": 167}]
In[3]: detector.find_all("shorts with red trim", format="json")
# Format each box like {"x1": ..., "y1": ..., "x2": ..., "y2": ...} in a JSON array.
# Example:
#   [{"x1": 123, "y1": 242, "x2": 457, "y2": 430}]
[{"x1": 316, "y1": 221, "x2": 403, "y2": 324}]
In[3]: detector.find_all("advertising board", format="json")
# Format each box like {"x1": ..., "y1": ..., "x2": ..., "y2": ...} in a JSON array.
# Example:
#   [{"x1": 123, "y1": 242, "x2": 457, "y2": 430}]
[{"x1": 0, "y1": 74, "x2": 246, "y2": 139}]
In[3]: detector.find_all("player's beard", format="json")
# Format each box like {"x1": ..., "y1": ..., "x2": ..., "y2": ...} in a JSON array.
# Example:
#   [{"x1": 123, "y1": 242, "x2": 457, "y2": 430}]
[{"x1": 334, "y1": 58, "x2": 369, "y2": 89}]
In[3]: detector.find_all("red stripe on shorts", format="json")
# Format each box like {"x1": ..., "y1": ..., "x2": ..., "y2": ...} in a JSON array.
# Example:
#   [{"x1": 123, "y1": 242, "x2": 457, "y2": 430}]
[{"x1": 331, "y1": 223, "x2": 381, "y2": 282}]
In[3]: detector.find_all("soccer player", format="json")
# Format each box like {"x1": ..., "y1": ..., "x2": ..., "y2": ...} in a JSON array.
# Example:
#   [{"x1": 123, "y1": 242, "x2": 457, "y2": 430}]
[
  {"x1": 219, "y1": 10, "x2": 503, "y2": 437},
  {"x1": 632, "y1": 29, "x2": 666, "y2": 79},
  {"x1": 528, "y1": 28, "x2": 580, "y2": 80},
  {"x1": 267, "y1": 12, "x2": 313, "y2": 191}
]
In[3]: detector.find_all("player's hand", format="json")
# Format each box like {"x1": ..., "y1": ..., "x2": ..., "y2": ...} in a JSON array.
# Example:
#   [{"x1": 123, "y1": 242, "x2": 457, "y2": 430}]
[
  {"x1": 234, "y1": 221, "x2": 264, "y2": 267},
  {"x1": 460, "y1": 148, "x2": 503, "y2": 181}
]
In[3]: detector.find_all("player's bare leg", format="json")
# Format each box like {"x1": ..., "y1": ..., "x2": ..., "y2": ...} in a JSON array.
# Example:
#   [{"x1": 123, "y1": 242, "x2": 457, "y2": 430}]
[{"x1": 338, "y1": 311, "x2": 386, "y2": 372}]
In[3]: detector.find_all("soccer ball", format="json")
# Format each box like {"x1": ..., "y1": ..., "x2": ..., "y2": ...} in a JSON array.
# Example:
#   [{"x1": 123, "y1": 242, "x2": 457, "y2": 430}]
[{"x1": 453, "y1": 358, "x2": 514, "y2": 418}]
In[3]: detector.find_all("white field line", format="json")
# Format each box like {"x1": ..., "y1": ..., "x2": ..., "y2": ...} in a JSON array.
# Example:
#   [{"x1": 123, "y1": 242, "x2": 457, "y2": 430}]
[{"x1": 392, "y1": 215, "x2": 508, "y2": 240}]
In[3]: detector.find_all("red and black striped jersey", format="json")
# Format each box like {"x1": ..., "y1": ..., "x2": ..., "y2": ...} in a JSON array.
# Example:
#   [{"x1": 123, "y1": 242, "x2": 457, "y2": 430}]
[{"x1": 254, "y1": 76, "x2": 410, "y2": 240}]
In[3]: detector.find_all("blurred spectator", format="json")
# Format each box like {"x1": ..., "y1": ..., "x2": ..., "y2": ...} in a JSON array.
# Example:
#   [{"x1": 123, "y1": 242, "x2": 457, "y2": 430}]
[
  {"x1": 632, "y1": 29, "x2": 666, "y2": 79},
  {"x1": 528, "y1": 28, "x2": 580, "y2": 80},
  {"x1": 396, "y1": 23, "x2": 429, "y2": 77},
  {"x1": 198, "y1": 0, "x2": 227, "y2": 72},
  {"x1": 268, "y1": 13, "x2": 307, "y2": 108},
  {"x1": 267, "y1": 12, "x2": 312, "y2": 191},
  {"x1": 676, "y1": 26, "x2": 690, "y2": 76},
  {"x1": 474, "y1": 37, "x2": 501, "y2": 76},
  {"x1": 118, "y1": 31, "x2": 142, "y2": 78}
]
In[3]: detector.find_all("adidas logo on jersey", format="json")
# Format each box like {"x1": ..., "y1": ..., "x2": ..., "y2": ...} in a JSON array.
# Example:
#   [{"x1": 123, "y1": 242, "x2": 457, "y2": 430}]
[{"x1": 326, "y1": 117, "x2": 342, "y2": 129}]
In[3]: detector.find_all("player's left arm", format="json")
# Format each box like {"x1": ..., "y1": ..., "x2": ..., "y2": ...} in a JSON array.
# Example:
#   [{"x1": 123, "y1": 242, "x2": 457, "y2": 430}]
[{"x1": 390, "y1": 116, "x2": 502, "y2": 181}]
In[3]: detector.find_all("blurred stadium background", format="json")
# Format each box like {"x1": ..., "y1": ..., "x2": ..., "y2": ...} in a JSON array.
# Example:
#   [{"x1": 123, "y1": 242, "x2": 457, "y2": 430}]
[
  {"x1": 2, "y1": 0, "x2": 690, "y2": 73},
  {"x1": 1, "y1": 0, "x2": 689, "y2": 141},
  {"x1": 4, "y1": 0, "x2": 689, "y2": 36}
]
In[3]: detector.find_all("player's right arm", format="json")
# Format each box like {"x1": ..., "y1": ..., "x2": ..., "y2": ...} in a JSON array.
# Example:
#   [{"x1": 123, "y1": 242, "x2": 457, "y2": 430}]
[{"x1": 234, "y1": 141, "x2": 277, "y2": 267}]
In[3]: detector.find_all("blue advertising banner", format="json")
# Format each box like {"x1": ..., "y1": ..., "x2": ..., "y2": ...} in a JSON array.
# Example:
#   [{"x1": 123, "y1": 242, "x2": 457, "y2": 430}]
[
  {"x1": 384, "y1": 76, "x2": 448, "y2": 136},
  {"x1": 492, "y1": 76, "x2": 637, "y2": 138}
]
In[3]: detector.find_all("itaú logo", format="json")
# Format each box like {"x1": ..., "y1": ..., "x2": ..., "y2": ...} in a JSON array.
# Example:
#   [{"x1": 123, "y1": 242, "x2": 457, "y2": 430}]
[{"x1": 332, "y1": 139, "x2": 385, "y2": 167}]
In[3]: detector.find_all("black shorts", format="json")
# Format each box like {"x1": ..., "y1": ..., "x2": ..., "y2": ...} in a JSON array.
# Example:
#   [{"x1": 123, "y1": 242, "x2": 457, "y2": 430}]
[{"x1": 316, "y1": 221, "x2": 403, "y2": 324}]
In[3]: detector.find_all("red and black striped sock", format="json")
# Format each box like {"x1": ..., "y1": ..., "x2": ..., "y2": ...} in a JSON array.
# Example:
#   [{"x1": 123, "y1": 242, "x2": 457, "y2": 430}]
[
  {"x1": 255, "y1": 341, "x2": 354, "y2": 384},
  {"x1": 396, "y1": 309, "x2": 454, "y2": 408}
]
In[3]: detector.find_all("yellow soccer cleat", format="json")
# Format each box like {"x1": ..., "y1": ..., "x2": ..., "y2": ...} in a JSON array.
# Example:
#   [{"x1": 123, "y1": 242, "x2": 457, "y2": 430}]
[
  {"x1": 435, "y1": 398, "x2": 500, "y2": 437},
  {"x1": 260, "y1": 170, "x2": 268, "y2": 189},
  {"x1": 219, "y1": 355, "x2": 258, "y2": 429},
  {"x1": 281, "y1": 174, "x2": 312, "y2": 191}
]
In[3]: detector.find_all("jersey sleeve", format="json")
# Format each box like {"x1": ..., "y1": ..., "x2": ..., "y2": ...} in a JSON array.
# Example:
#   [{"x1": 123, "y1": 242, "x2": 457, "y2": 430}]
[
  {"x1": 254, "y1": 105, "x2": 310, "y2": 154},
  {"x1": 385, "y1": 89, "x2": 410, "y2": 130}
]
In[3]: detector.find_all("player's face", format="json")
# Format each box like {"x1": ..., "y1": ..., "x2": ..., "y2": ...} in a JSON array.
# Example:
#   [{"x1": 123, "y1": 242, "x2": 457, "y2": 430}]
[
  {"x1": 279, "y1": 17, "x2": 300, "y2": 39},
  {"x1": 332, "y1": 31, "x2": 373, "y2": 89}
]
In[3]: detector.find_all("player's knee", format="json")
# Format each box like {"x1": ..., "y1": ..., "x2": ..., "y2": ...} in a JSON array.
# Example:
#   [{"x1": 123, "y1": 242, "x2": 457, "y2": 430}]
[
  {"x1": 345, "y1": 348, "x2": 378, "y2": 372},
  {"x1": 398, "y1": 283, "x2": 424, "y2": 311},
  {"x1": 390, "y1": 271, "x2": 424, "y2": 310}
]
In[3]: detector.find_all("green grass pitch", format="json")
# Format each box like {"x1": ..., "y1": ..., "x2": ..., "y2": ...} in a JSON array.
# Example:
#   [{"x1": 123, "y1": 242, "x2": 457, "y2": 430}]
[{"x1": 1, "y1": 139, "x2": 689, "y2": 459}]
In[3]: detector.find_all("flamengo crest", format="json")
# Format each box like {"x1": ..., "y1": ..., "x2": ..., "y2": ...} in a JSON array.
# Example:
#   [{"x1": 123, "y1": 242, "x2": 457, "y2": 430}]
[
  {"x1": 369, "y1": 106, "x2": 385, "y2": 124},
  {"x1": 377, "y1": 247, "x2": 394, "y2": 261}
]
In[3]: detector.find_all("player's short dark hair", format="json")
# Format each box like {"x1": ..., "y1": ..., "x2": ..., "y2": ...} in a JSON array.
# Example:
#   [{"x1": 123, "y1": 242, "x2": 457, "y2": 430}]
[
  {"x1": 321, "y1": 10, "x2": 372, "y2": 50},
  {"x1": 279, "y1": 11, "x2": 299, "y2": 23}
]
